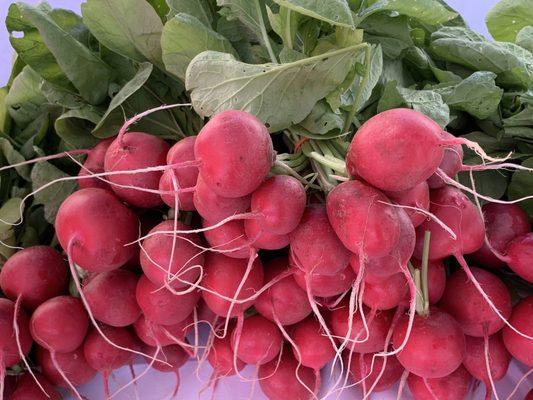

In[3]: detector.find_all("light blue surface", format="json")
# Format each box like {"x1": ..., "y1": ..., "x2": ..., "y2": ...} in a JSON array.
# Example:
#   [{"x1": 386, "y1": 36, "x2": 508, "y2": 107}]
[{"x1": 0, "y1": 0, "x2": 500, "y2": 85}]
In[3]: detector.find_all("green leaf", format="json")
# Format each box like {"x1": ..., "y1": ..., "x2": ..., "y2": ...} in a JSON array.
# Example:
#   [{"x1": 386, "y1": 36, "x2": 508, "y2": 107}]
[
  {"x1": 162, "y1": 13, "x2": 237, "y2": 80},
  {"x1": 82, "y1": 0, "x2": 164, "y2": 67},
  {"x1": 486, "y1": 0, "x2": 533, "y2": 42},
  {"x1": 217, "y1": 0, "x2": 272, "y2": 46},
  {"x1": 40, "y1": 81, "x2": 87, "y2": 109},
  {"x1": 516, "y1": 26, "x2": 533, "y2": 52},
  {"x1": 358, "y1": 0, "x2": 457, "y2": 26},
  {"x1": 430, "y1": 27, "x2": 533, "y2": 89},
  {"x1": 508, "y1": 156, "x2": 533, "y2": 218},
  {"x1": 272, "y1": 0, "x2": 354, "y2": 28},
  {"x1": 298, "y1": 100, "x2": 344, "y2": 135},
  {"x1": 0, "y1": 88, "x2": 12, "y2": 135},
  {"x1": 0, "y1": 198, "x2": 23, "y2": 259},
  {"x1": 267, "y1": 5, "x2": 301, "y2": 49},
  {"x1": 166, "y1": 0, "x2": 214, "y2": 26},
  {"x1": 9, "y1": 3, "x2": 111, "y2": 105},
  {"x1": 0, "y1": 138, "x2": 30, "y2": 180},
  {"x1": 31, "y1": 161, "x2": 77, "y2": 224},
  {"x1": 278, "y1": 47, "x2": 306, "y2": 62},
  {"x1": 359, "y1": 14, "x2": 412, "y2": 58},
  {"x1": 458, "y1": 169, "x2": 509, "y2": 204},
  {"x1": 146, "y1": 0, "x2": 170, "y2": 21},
  {"x1": 186, "y1": 45, "x2": 366, "y2": 132},
  {"x1": 55, "y1": 107, "x2": 101, "y2": 149},
  {"x1": 5, "y1": 66, "x2": 46, "y2": 128}
]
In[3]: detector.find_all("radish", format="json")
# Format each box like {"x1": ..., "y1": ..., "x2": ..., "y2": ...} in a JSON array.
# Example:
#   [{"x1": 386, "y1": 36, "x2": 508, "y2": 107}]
[
  {"x1": 55, "y1": 188, "x2": 139, "y2": 272},
  {"x1": 392, "y1": 307, "x2": 465, "y2": 378},
  {"x1": 104, "y1": 131, "x2": 170, "y2": 208},
  {"x1": 471, "y1": 203, "x2": 530, "y2": 269},
  {"x1": 290, "y1": 204, "x2": 351, "y2": 276},
  {"x1": 385, "y1": 181, "x2": 430, "y2": 227},
  {"x1": 36, "y1": 346, "x2": 97, "y2": 387},
  {"x1": 203, "y1": 219, "x2": 252, "y2": 259},
  {"x1": 201, "y1": 253, "x2": 264, "y2": 318},
  {"x1": 255, "y1": 257, "x2": 311, "y2": 326},
  {"x1": 10, "y1": 373, "x2": 60, "y2": 400},
  {"x1": 0, "y1": 246, "x2": 69, "y2": 310},
  {"x1": 244, "y1": 218, "x2": 290, "y2": 250},
  {"x1": 426, "y1": 131, "x2": 464, "y2": 189},
  {"x1": 83, "y1": 269, "x2": 141, "y2": 327},
  {"x1": 195, "y1": 110, "x2": 274, "y2": 198},
  {"x1": 136, "y1": 275, "x2": 200, "y2": 326},
  {"x1": 410, "y1": 259, "x2": 446, "y2": 304},
  {"x1": 259, "y1": 350, "x2": 317, "y2": 400},
  {"x1": 463, "y1": 333, "x2": 510, "y2": 400},
  {"x1": 30, "y1": 296, "x2": 88, "y2": 353},
  {"x1": 207, "y1": 324, "x2": 245, "y2": 376},
  {"x1": 78, "y1": 138, "x2": 113, "y2": 191},
  {"x1": 140, "y1": 220, "x2": 204, "y2": 289},
  {"x1": 407, "y1": 365, "x2": 472, "y2": 400},
  {"x1": 293, "y1": 263, "x2": 355, "y2": 298},
  {"x1": 193, "y1": 175, "x2": 251, "y2": 222},
  {"x1": 134, "y1": 314, "x2": 192, "y2": 347},
  {"x1": 142, "y1": 344, "x2": 189, "y2": 397},
  {"x1": 159, "y1": 136, "x2": 198, "y2": 211},
  {"x1": 2, "y1": 375, "x2": 17, "y2": 399},
  {"x1": 327, "y1": 180, "x2": 402, "y2": 258},
  {"x1": 347, "y1": 352, "x2": 404, "y2": 392},
  {"x1": 292, "y1": 317, "x2": 335, "y2": 370},
  {"x1": 440, "y1": 267, "x2": 512, "y2": 337},
  {"x1": 361, "y1": 272, "x2": 408, "y2": 311},
  {"x1": 231, "y1": 315, "x2": 282, "y2": 365},
  {"x1": 249, "y1": 175, "x2": 306, "y2": 235},
  {"x1": 505, "y1": 233, "x2": 533, "y2": 282},
  {"x1": 502, "y1": 296, "x2": 533, "y2": 366}
]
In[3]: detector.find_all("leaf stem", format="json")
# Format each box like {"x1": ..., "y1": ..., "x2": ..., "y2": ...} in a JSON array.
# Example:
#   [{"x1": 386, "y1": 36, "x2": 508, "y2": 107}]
[
  {"x1": 342, "y1": 44, "x2": 371, "y2": 134},
  {"x1": 256, "y1": 0, "x2": 278, "y2": 63},
  {"x1": 421, "y1": 230, "x2": 431, "y2": 315}
]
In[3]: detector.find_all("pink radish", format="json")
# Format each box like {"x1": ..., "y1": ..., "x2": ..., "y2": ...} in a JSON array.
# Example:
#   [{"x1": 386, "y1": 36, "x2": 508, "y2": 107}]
[
  {"x1": 410, "y1": 259, "x2": 446, "y2": 304},
  {"x1": 502, "y1": 296, "x2": 533, "y2": 366},
  {"x1": 505, "y1": 233, "x2": 533, "y2": 282},
  {"x1": 134, "y1": 314, "x2": 192, "y2": 347},
  {"x1": 142, "y1": 344, "x2": 189, "y2": 397},
  {"x1": 55, "y1": 188, "x2": 139, "y2": 272},
  {"x1": 83, "y1": 269, "x2": 141, "y2": 327},
  {"x1": 293, "y1": 263, "x2": 355, "y2": 298},
  {"x1": 207, "y1": 324, "x2": 245, "y2": 376},
  {"x1": 0, "y1": 246, "x2": 69, "y2": 310},
  {"x1": 203, "y1": 219, "x2": 252, "y2": 258},
  {"x1": 36, "y1": 346, "x2": 96, "y2": 387},
  {"x1": 104, "y1": 131, "x2": 170, "y2": 208},
  {"x1": 244, "y1": 218, "x2": 290, "y2": 250},
  {"x1": 231, "y1": 315, "x2": 282, "y2": 365},
  {"x1": 385, "y1": 181, "x2": 430, "y2": 227},
  {"x1": 159, "y1": 136, "x2": 198, "y2": 210},
  {"x1": 361, "y1": 272, "x2": 408, "y2": 310},
  {"x1": 407, "y1": 365, "x2": 472, "y2": 400},
  {"x1": 292, "y1": 317, "x2": 335, "y2": 370},
  {"x1": 78, "y1": 138, "x2": 113, "y2": 190},
  {"x1": 10, "y1": 373, "x2": 60, "y2": 400},
  {"x1": 347, "y1": 352, "x2": 404, "y2": 392},
  {"x1": 195, "y1": 110, "x2": 274, "y2": 198},
  {"x1": 426, "y1": 131, "x2": 464, "y2": 189}
]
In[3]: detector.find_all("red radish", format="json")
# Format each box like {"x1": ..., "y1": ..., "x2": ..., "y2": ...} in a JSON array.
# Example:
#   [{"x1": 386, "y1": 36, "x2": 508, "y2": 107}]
[
  {"x1": 84, "y1": 269, "x2": 141, "y2": 327},
  {"x1": 193, "y1": 175, "x2": 251, "y2": 222},
  {"x1": 259, "y1": 351, "x2": 317, "y2": 400},
  {"x1": 159, "y1": 136, "x2": 198, "y2": 210},
  {"x1": 30, "y1": 296, "x2": 88, "y2": 353},
  {"x1": 55, "y1": 188, "x2": 139, "y2": 272},
  {"x1": 10, "y1": 373, "x2": 60, "y2": 400},
  {"x1": 194, "y1": 110, "x2": 274, "y2": 198},
  {"x1": 330, "y1": 304, "x2": 393, "y2": 353},
  {"x1": 231, "y1": 315, "x2": 282, "y2": 365},
  {"x1": 426, "y1": 131, "x2": 464, "y2": 189},
  {"x1": 385, "y1": 181, "x2": 430, "y2": 227},
  {"x1": 203, "y1": 219, "x2": 251, "y2": 258},
  {"x1": 471, "y1": 203, "x2": 530, "y2": 269},
  {"x1": 292, "y1": 317, "x2": 335, "y2": 370},
  {"x1": 0, "y1": 298, "x2": 32, "y2": 369},
  {"x1": 293, "y1": 264, "x2": 355, "y2": 298},
  {"x1": 244, "y1": 218, "x2": 290, "y2": 250},
  {"x1": 78, "y1": 138, "x2": 113, "y2": 190},
  {"x1": 134, "y1": 314, "x2": 192, "y2": 347},
  {"x1": 249, "y1": 175, "x2": 306, "y2": 235},
  {"x1": 407, "y1": 365, "x2": 472, "y2": 400},
  {"x1": 463, "y1": 333, "x2": 510, "y2": 399},
  {"x1": 255, "y1": 257, "x2": 311, "y2": 326},
  {"x1": 327, "y1": 180, "x2": 401, "y2": 258},
  {"x1": 505, "y1": 233, "x2": 533, "y2": 282},
  {"x1": 440, "y1": 267, "x2": 512, "y2": 337},
  {"x1": 502, "y1": 296, "x2": 533, "y2": 366},
  {"x1": 3, "y1": 375, "x2": 17, "y2": 399},
  {"x1": 207, "y1": 324, "x2": 245, "y2": 376},
  {"x1": 347, "y1": 352, "x2": 404, "y2": 392},
  {"x1": 104, "y1": 131, "x2": 170, "y2": 208},
  {"x1": 201, "y1": 253, "x2": 263, "y2": 317},
  {"x1": 142, "y1": 344, "x2": 188, "y2": 397},
  {"x1": 36, "y1": 346, "x2": 97, "y2": 387},
  {"x1": 290, "y1": 204, "x2": 351, "y2": 276},
  {"x1": 361, "y1": 272, "x2": 408, "y2": 310},
  {"x1": 0, "y1": 246, "x2": 69, "y2": 310},
  {"x1": 140, "y1": 220, "x2": 204, "y2": 289},
  {"x1": 392, "y1": 307, "x2": 465, "y2": 378},
  {"x1": 410, "y1": 259, "x2": 446, "y2": 304},
  {"x1": 136, "y1": 275, "x2": 200, "y2": 326}
]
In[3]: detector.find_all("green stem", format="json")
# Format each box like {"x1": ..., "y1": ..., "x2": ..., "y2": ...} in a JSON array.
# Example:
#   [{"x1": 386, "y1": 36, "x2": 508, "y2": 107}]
[
  {"x1": 342, "y1": 44, "x2": 371, "y2": 134},
  {"x1": 256, "y1": 0, "x2": 278, "y2": 63},
  {"x1": 303, "y1": 142, "x2": 346, "y2": 173},
  {"x1": 310, "y1": 159, "x2": 335, "y2": 192},
  {"x1": 421, "y1": 230, "x2": 431, "y2": 315},
  {"x1": 285, "y1": 9, "x2": 293, "y2": 50},
  {"x1": 414, "y1": 269, "x2": 425, "y2": 315}
]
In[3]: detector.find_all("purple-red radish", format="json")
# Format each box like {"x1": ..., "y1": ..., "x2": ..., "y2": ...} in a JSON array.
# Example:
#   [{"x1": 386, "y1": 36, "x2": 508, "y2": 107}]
[
  {"x1": 55, "y1": 188, "x2": 139, "y2": 272},
  {"x1": 0, "y1": 246, "x2": 69, "y2": 310},
  {"x1": 290, "y1": 204, "x2": 351, "y2": 276},
  {"x1": 136, "y1": 275, "x2": 200, "y2": 326},
  {"x1": 104, "y1": 131, "x2": 170, "y2": 208},
  {"x1": 502, "y1": 296, "x2": 533, "y2": 366},
  {"x1": 83, "y1": 269, "x2": 141, "y2": 327},
  {"x1": 292, "y1": 317, "x2": 335, "y2": 370},
  {"x1": 142, "y1": 344, "x2": 188, "y2": 397},
  {"x1": 407, "y1": 365, "x2": 472, "y2": 400},
  {"x1": 30, "y1": 296, "x2": 88, "y2": 353},
  {"x1": 159, "y1": 136, "x2": 198, "y2": 211},
  {"x1": 505, "y1": 233, "x2": 533, "y2": 282},
  {"x1": 140, "y1": 220, "x2": 204, "y2": 289},
  {"x1": 134, "y1": 314, "x2": 192, "y2": 347},
  {"x1": 231, "y1": 315, "x2": 282, "y2": 365},
  {"x1": 255, "y1": 257, "x2": 311, "y2": 326},
  {"x1": 78, "y1": 138, "x2": 113, "y2": 191},
  {"x1": 0, "y1": 298, "x2": 32, "y2": 372},
  {"x1": 10, "y1": 373, "x2": 60, "y2": 400},
  {"x1": 347, "y1": 352, "x2": 404, "y2": 392},
  {"x1": 292, "y1": 263, "x2": 355, "y2": 298},
  {"x1": 410, "y1": 259, "x2": 446, "y2": 304},
  {"x1": 471, "y1": 203, "x2": 530, "y2": 269},
  {"x1": 385, "y1": 181, "x2": 430, "y2": 227},
  {"x1": 361, "y1": 272, "x2": 408, "y2": 311},
  {"x1": 207, "y1": 324, "x2": 245, "y2": 377},
  {"x1": 440, "y1": 267, "x2": 512, "y2": 337},
  {"x1": 194, "y1": 110, "x2": 274, "y2": 198},
  {"x1": 36, "y1": 346, "x2": 96, "y2": 387},
  {"x1": 203, "y1": 219, "x2": 251, "y2": 258},
  {"x1": 426, "y1": 131, "x2": 464, "y2": 189},
  {"x1": 244, "y1": 218, "x2": 290, "y2": 250}
]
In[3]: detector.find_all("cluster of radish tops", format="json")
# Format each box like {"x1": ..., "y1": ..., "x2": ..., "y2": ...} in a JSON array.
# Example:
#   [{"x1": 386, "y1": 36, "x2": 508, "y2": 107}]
[{"x1": 0, "y1": 107, "x2": 532, "y2": 400}]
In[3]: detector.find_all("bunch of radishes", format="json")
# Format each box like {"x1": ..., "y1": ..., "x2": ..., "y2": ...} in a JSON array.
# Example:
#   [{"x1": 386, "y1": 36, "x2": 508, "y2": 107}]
[{"x1": 0, "y1": 108, "x2": 531, "y2": 400}]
